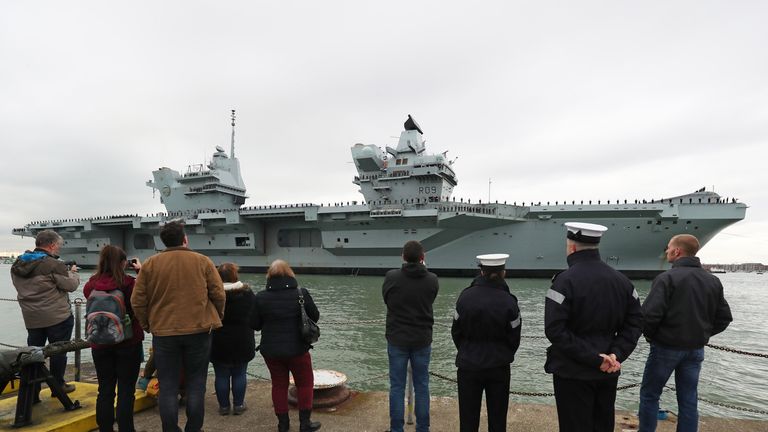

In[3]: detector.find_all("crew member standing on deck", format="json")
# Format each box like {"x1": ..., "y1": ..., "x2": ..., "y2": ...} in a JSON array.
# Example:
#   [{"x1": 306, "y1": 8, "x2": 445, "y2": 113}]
[
  {"x1": 545, "y1": 222, "x2": 642, "y2": 432},
  {"x1": 383, "y1": 240, "x2": 439, "y2": 432},
  {"x1": 638, "y1": 234, "x2": 732, "y2": 432},
  {"x1": 452, "y1": 254, "x2": 521, "y2": 432}
]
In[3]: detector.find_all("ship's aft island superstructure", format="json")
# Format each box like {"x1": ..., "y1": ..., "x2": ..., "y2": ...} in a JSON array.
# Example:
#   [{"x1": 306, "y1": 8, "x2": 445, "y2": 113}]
[{"x1": 12, "y1": 113, "x2": 747, "y2": 278}]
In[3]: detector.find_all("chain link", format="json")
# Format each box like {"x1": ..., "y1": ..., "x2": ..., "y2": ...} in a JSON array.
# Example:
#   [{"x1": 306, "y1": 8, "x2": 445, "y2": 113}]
[
  {"x1": 705, "y1": 343, "x2": 768, "y2": 358},
  {"x1": 322, "y1": 319, "x2": 386, "y2": 325},
  {"x1": 0, "y1": 342, "x2": 22, "y2": 349},
  {"x1": 0, "y1": 297, "x2": 19, "y2": 302},
  {"x1": 664, "y1": 385, "x2": 768, "y2": 415},
  {"x1": 245, "y1": 371, "x2": 271, "y2": 382}
]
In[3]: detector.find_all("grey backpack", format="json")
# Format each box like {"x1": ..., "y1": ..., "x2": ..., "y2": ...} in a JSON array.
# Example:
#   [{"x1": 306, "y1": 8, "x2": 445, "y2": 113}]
[{"x1": 85, "y1": 289, "x2": 133, "y2": 345}]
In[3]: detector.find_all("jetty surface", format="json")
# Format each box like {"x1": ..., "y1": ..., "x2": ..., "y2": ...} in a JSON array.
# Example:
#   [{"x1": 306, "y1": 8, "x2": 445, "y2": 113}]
[{"x1": 125, "y1": 376, "x2": 765, "y2": 432}]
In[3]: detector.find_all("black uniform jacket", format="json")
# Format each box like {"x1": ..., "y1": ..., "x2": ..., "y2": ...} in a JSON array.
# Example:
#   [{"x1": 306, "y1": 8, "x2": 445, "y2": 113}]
[
  {"x1": 544, "y1": 249, "x2": 642, "y2": 380},
  {"x1": 452, "y1": 275, "x2": 522, "y2": 371},
  {"x1": 252, "y1": 276, "x2": 320, "y2": 358},
  {"x1": 642, "y1": 256, "x2": 732, "y2": 349}
]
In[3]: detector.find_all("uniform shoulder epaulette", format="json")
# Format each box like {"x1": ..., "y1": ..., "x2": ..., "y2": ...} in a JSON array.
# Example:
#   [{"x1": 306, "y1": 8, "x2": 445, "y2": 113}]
[{"x1": 551, "y1": 270, "x2": 565, "y2": 282}]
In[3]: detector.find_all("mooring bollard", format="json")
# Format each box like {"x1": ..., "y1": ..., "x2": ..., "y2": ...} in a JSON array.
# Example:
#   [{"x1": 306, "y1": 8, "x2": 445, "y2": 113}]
[{"x1": 73, "y1": 299, "x2": 83, "y2": 382}]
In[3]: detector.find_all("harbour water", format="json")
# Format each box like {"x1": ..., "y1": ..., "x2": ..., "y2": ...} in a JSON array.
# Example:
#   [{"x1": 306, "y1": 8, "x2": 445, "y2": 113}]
[{"x1": 0, "y1": 264, "x2": 765, "y2": 419}]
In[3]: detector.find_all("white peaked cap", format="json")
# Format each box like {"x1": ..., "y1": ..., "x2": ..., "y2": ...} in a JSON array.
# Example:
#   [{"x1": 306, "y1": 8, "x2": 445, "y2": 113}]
[
  {"x1": 476, "y1": 253, "x2": 509, "y2": 267},
  {"x1": 564, "y1": 222, "x2": 608, "y2": 244}
]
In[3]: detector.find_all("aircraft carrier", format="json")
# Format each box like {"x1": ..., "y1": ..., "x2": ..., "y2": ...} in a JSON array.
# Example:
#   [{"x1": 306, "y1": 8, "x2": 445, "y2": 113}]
[{"x1": 12, "y1": 113, "x2": 747, "y2": 278}]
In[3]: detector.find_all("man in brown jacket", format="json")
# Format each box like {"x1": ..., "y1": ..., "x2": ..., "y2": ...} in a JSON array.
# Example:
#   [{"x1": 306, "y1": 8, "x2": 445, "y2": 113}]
[
  {"x1": 11, "y1": 230, "x2": 79, "y2": 400},
  {"x1": 133, "y1": 221, "x2": 225, "y2": 432}
]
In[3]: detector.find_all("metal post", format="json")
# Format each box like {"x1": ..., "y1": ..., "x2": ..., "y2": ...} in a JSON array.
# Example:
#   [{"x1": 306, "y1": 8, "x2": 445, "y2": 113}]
[
  {"x1": 74, "y1": 299, "x2": 82, "y2": 382},
  {"x1": 406, "y1": 362, "x2": 414, "y2": 425}
]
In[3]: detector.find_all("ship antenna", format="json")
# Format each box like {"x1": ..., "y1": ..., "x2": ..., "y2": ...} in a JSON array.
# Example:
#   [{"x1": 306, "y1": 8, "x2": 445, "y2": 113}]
[{"x1": 230, "y1": 109, "x2": 236, "y2": 158}]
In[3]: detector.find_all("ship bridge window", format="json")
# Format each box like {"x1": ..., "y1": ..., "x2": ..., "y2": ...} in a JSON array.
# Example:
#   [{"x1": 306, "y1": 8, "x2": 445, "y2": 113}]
[
  {"x1": 133, "y1": 234, "x2": 155, "y2": 250},
  {"x1": 235, "y1": 236, "x2": 251, "y2": 247},
  {"x1": 278, "y1": 229, "x2": 322, "y2": 247}
]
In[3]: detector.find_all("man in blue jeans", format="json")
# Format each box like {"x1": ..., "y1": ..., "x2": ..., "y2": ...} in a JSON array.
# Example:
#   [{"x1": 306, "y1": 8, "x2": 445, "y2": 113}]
[
  {"x1": 11, "y1": 230, "x2": 80, "y2": 400},
  {"x1": 133, "y1": 222, "x2": 225, "y2": 432},
  {"x1": 382, "y1": 241, "x2": 439, "y2": 432},
  {"x1": 639, "y1": 234, "x2": 732, "y2": 432}
]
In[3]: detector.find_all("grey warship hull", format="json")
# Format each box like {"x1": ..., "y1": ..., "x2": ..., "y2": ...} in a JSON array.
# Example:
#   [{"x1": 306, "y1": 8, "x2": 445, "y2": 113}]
[
  {"x1": 12, "y1": 198, "x2": 746, "y2": 278},
  {"x1": 12, "y1": 114, "x2": 747, "y2": 278}
]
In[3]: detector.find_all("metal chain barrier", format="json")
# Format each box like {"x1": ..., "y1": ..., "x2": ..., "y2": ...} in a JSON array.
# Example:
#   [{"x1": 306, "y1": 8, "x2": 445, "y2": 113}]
[
  {"x1": 245, "y1": 370, "x2": 271, "y2": 382},
  {"x1": 429, "y1": 370, "x2": 640, "y2": 398},
  {"x1": 0, "y1": 341, "x2": 22, "y2": 349},
  {"x1": 321, "y1": 319, "x2": 386, "y2": 325},
  {"x1": 664, "y1": 385, "x2": 768, "y2": 416},
  {"x1": 706, "y1": 343, "x2": 768, "y2": 358}
]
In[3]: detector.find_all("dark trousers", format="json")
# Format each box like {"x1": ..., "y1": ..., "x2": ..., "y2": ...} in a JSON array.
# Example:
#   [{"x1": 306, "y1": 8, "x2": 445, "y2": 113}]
[
  {"x1": 552, "y1": 375, "x2": 618, "y2": 432},
  {"x1": 27, "y1": 314, "x2": 74, "y2": 398},
  {"x1": 457, "y1": 365, "x2": 510, "y2": 432},
  {"x1": 153, "y1": 332, "x2": 211, "y2": 432},
  {"x1": 263, "y1": 352, "x2": 314, "y2": 413},
  {"x1": 92, "y1": 343, "x2": 143, "y2": 432}
]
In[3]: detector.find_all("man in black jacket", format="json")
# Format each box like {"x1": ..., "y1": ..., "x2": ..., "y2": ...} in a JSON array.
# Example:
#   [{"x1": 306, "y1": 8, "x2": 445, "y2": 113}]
[
  {"x1": 545, "y1": 222, "x2": 642, "y2": 432},
  {"x1": 638, "y1": 234, "x2": 732, "y2": 432},
  {"x1": 382, "y1": 240, "x2": 439, "y2": 432},
  {"x1": 452, "y1": 253, "x2": 521, "y2": 432}
]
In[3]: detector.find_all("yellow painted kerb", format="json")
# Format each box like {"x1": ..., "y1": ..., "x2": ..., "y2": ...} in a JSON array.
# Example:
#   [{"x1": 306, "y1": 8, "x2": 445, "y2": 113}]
[{"x1": 0, "y1": 381, "x2": 155, "y2": 431}]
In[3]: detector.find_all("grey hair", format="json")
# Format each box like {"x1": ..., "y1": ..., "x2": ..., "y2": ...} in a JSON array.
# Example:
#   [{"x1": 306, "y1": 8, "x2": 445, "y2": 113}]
[{"x1": 35, "y1": 230, "x2": 63, "y2": 248}]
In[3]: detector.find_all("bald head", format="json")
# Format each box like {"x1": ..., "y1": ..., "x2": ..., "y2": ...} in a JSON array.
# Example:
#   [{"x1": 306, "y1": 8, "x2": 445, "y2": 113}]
[{"x1": 669, "y1": 234, "x2": 700, "y2": 257}]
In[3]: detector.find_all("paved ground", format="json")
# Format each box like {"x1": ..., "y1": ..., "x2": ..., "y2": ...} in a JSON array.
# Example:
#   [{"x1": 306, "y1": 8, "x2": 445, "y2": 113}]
[{"x1": 125, "y1": 378, "x2": 767, "y2": 432}]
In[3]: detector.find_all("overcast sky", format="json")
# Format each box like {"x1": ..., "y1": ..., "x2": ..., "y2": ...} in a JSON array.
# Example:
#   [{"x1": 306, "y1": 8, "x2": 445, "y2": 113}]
[{"x1": 1, "y1": 1, "x2": 766, "y2": 264}]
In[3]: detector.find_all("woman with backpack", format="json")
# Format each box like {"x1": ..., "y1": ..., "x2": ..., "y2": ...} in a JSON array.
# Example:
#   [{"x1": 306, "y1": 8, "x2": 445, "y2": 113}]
[
  {"x1": 210, "y1": 262, "x2": 257, "y2": 416},
  {"x1": 253, "y1": 259, "x2": 321, "y2": 432},
  {"x1": 84, "y1": 245, "x2": 144, "y2": 432}
]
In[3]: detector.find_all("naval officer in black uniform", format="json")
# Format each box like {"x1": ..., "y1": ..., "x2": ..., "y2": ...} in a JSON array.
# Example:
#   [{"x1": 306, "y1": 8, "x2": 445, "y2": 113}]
[
  {"x1": 452, "y1": 254, "x2": 521, "y2": 432},
  {"x1": 545, "y1": 222, "x2": 642, "y2": 432}
]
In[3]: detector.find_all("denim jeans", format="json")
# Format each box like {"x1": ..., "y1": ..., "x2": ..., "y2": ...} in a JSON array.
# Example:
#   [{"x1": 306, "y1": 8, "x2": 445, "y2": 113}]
[
  {"x1": 27, "y1": 314, "x2": 74, "y2": 398},
  {"x1": 638, "y1": 343, "x2": 704, "y2": 432},
  {"x1": 212, "y1": 362, "x2": 248, "y2": 408},
  {"x1": 153, "y1": 332, "x2": 212, "y2": 432},
  {"x1": 388, "y1": 343, "x2": 431, "y2": 432},
  {"x1": 92, "y1": 343, "x2": 142, "y2": 432}
]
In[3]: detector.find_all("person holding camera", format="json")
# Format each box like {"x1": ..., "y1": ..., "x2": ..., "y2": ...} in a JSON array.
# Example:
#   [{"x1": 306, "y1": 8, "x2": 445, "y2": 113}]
[
  {"x1": 10, "y1": 229, "x2": 80, "y2": 401},
  {"x1": 83, "y1": 245, "x2": 145, "y2": 432},
  {"x1": 252, "y1": 260, "x2": 321, "y2": 432}
]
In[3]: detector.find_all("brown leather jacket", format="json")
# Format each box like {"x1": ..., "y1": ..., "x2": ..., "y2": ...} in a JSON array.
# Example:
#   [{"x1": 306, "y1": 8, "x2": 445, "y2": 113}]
[{"x1": 132, "y1": 247, "x2": 225, "y2": 336}]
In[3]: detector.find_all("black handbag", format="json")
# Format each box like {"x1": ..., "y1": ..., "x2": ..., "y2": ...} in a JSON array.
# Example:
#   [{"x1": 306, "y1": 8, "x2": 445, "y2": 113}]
[{"x1": 297, "y1": 287, "x2": 320, "y2": 344}]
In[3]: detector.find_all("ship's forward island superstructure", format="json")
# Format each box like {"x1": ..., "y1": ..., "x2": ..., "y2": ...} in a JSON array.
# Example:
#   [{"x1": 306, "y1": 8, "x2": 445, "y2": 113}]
[{"x1": 12, "y1": 113, "x2": 747, "y2": 277}]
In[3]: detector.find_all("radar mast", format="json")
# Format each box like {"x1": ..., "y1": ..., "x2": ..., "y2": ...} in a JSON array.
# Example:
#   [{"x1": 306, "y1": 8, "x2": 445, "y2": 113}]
[{"x1": 230, "y1": 109, "x2": 236, "y2": 158}]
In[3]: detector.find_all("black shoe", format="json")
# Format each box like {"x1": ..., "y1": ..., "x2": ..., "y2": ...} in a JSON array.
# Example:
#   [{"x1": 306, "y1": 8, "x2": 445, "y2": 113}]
[
  {"x1": 299, "y1": 409, "x2": 321, "y2": 431},
  {"x1": 277, "y1": 412, "x2": 290, "y2": 432}
]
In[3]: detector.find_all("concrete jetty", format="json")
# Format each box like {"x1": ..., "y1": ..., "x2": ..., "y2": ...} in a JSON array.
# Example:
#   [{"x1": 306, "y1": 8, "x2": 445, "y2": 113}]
[
  {"x1": 1, "y1": 363, "x2": 764, "y2": 431},
  {"x1": 127, "y1": 377, "x2": 766, "y2": 432}
]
